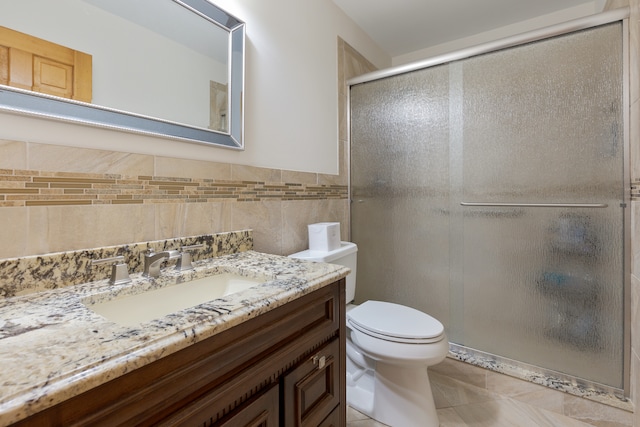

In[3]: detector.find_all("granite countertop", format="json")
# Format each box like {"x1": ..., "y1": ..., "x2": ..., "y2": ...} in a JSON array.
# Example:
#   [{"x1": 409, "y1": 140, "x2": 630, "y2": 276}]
[{"x1": 0, "y1": 251, "x2": 349, "y2": 426}]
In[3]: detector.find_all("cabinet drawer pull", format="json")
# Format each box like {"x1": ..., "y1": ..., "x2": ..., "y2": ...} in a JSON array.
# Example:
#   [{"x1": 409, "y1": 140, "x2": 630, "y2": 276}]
[{"x1": 312, "y1": 354, "x2": 326, "y2": 370}]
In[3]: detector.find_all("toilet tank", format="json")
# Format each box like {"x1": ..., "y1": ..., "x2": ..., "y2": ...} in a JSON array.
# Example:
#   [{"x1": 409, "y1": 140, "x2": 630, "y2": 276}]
[{"x1": 289, "y1": 242, "x2": 357, "y2": 303}]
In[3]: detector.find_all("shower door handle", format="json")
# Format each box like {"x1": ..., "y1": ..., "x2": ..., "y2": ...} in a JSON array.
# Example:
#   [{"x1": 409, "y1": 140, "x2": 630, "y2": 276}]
[{"x1": 460, "y1": 202, "x2": 608, "y2": 208}]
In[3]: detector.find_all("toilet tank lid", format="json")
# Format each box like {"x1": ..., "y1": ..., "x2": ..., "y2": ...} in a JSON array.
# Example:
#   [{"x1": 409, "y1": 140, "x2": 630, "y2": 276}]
[{"x1": 289, "y1": 242, "x2": 357, "y2": 262}]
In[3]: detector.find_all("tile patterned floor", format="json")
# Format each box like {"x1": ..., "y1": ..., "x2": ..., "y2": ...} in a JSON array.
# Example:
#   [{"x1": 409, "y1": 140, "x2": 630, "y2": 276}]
[{"x1": 346, "y1": 358, "x2": 633, "y2": 427}]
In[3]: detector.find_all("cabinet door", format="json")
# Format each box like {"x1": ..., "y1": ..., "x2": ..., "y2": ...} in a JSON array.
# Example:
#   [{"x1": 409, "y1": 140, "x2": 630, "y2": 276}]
[
  {"x1": 318, "y1": 407, "x2": 342, "y2": 427},
  {"x1": 283, "y1": 339, "x2": 340, "y2": 427},
  {"x1": 0, "y1": 26, "x2": 92, "y2": 102}
]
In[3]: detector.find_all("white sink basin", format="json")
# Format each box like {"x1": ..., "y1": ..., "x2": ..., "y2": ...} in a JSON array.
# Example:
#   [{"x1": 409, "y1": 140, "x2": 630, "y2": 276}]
[{"x1": 86, "y1": 273, "x2": 264, "y2": 326}]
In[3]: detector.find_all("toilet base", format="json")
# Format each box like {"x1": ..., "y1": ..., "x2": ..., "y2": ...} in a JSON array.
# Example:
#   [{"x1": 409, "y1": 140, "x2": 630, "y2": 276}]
[
  {"x1": 346, "y1": 341, "x2": 442, "y2": 427},
  {"x1": 373, "y1": 364, "x2": 439, "y2": 427},
  {"x1": 346, "y1": 356, "x2": 375, "y2": 416}
]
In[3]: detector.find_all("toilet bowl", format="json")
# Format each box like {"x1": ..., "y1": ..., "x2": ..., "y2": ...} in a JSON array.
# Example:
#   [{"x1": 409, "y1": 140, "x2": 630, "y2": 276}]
[{"x1": 289, "y1": 242, "x2": 448, "y2": 427}]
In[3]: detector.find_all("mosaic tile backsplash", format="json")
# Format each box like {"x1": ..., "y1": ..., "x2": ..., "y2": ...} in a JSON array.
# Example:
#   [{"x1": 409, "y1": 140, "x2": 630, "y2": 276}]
[
  {"x1": 0, "y1": 169, "x2": 347, "y2": 207},
  {"x1": 0, "y1": 230, "x2": 253, "y2": 298}
]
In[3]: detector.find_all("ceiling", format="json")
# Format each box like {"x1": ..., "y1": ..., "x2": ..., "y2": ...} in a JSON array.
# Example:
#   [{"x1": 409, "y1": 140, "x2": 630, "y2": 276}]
[{"x1": 332, "y1": 0, "x2": 599, "y2": 57}]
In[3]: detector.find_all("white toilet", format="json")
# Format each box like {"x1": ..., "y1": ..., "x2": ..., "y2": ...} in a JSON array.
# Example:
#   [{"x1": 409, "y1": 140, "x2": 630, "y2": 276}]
[{"x1": 290, "y1": 242, "x2": 448, "y2": 427}]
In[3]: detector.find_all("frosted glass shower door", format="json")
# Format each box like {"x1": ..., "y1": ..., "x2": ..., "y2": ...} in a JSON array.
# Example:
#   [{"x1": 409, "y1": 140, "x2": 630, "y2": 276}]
[
  {"x1": 350, "y1": 65, "x2": 452, "y2": 329},
  {"x1": 458, "y1": 23, "x2": 624, "y2": 388},
  {"x1": 350, "y1": 21, "x2": 626, "y2": 390}
]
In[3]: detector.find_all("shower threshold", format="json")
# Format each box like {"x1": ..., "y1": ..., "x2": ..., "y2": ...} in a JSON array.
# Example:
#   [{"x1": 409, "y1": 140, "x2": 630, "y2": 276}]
[{"x1": 447, "y1": 343, "x2": 631, "y2": 412}]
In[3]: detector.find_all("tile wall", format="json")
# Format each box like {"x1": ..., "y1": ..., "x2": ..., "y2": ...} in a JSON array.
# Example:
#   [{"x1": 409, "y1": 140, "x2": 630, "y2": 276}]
[{"x1": 0, "y1": 140, "x2": 349, "y2": 260}]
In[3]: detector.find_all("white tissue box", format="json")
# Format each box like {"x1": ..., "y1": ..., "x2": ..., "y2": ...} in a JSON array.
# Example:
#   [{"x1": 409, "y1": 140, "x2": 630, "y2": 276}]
[{"x1": 308, "y1": 222, "x2": 341, "y2": 252}]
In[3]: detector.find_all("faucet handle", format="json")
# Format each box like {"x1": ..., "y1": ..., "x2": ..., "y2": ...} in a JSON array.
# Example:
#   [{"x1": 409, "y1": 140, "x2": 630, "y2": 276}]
[
  {"x1": 91, "y1": 256, "x2": 132, "y2": 285},
  {"x1": 176, "y1": 244, "x2": 204, "y2": 271}
]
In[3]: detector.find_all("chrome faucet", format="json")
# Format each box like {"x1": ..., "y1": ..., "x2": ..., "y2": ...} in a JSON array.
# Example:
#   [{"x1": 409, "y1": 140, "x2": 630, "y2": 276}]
[
  {"x1": 143, "y1": 250, "x2": 181, "y2": 278},
  {"x1": 91, "y1": 255, "x2": 131, "y2": 285}
]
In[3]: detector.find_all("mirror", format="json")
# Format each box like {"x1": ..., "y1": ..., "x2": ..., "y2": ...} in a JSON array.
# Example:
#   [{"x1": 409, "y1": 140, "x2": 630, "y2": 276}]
[{"x1": 0, "y1": 0, "x2": 245, "y2": 149}]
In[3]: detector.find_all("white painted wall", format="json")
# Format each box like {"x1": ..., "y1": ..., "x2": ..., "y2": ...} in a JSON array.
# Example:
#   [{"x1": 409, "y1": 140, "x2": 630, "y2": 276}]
[
  {"x1": 392, "y1": 2, "x2": 603, "y2": 66},
  {"x1": 0, "y1": 0, "x2": 389, "y2": 175}
]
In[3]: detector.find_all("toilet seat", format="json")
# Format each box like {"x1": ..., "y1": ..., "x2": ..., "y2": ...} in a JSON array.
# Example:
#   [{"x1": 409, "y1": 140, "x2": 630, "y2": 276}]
[{"x1": 347, "y1": 301, "x2": 445, "y2": 344}]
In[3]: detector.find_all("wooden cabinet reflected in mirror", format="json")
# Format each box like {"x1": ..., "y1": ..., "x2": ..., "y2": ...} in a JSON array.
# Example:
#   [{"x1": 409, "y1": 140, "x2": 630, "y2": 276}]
[{"x1": 0, "y1": 26, "x2": 91, "y2": 103}]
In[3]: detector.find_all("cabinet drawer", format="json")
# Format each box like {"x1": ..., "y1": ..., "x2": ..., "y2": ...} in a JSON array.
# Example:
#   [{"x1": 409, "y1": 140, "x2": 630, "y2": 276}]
[
  {"x1": 216, "y1": 384, "x2": 279, "y2": 427},
  {"x1": 283, "y1": 339, "x2": 340, "y2": 426},
  {"x1": 161, "y1": 383, "x2": 280, "y2": 427}
]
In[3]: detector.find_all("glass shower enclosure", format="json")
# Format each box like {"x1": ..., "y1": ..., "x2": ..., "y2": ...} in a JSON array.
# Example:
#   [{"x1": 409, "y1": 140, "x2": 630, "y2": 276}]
[{"x1": 349, "y1": 16, "x2": 628, "y2": 391}]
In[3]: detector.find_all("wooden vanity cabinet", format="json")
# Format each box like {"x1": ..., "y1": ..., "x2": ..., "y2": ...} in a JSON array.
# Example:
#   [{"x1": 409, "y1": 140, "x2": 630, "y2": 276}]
[{"x1": 14, "y1": 279, "x2": 346, "y2": 427}]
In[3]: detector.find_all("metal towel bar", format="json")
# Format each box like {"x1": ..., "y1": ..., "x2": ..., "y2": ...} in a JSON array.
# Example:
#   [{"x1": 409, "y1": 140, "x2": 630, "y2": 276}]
[{"x1": 460, "y1": 202, "x2": 608, "y2": 208}]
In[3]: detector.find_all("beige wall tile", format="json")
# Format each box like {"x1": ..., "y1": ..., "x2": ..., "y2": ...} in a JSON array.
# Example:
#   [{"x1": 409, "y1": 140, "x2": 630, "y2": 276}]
[
  {"x1": 632, "y1": 202, "x2": 640, "y2": 276},
  {"x1": 337, "y1": 199, "x2": 351, "y2": 240},
  {"x1": 231, "y1": 164, "x2": 282, "y2": 183},
  {"x1": 631, "y1": 100, "x2": 640, "y2": 181},
  {"x1": 281, "y1": 170, "x2": 317, "y2": 185},
  {"x1": 28, "y1": 143, "x2": 154, "y2": 176},
  {"x1": 319, "y1": 140, "x2": 348, "y2": 186},
  {"x1": 155, "y1": 202, "x2": 231, "y2": 241},
  {"x1": 0, "y1": 207, "x2": 28, "y2": 259},
  {"x1": 343, "y1": 41, "x2": 378, "y2": 81},
  {"x1": 632, "y1": 274, "x2": 640, "y2": 426},
  {"x1": 155, "y1": 157, "x2": 232, "y2": 181},
  {"x1": 317, "y1": 172, "x2": 346, "y2": 187},
  {"x1": 339, "y1": 90, "x2": 348, "y2": 142},
  {"x1": 0, "y1": 140, "x2": 27, "y2": 170},
  {"x1": 605, "y1": 0, "x2": 631, "y2": 9},
  {"x1": 231, "y1": 200, "x2": 283, "y2": 255},
  {"x1": 632, "y1": 275, "x2": 640, "y2": 356},
  {"x1": 281, "y1": 199, "x2": 349, "y2": 255},
  {"x1": 27, "y1": 204, "x2": 156, "y2": 254},
  {"x1": 630, "y1": 10, "x2": 639, "y2": 106},
  {"x1": 338, "y1": 38, "x2": 346, "y2": 98}
]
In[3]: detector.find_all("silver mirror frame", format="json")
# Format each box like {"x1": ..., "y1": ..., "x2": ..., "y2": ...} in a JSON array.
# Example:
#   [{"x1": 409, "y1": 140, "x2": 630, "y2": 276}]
[{"x1": 0, "y1": 0, "x2": 245, "y2": 149}]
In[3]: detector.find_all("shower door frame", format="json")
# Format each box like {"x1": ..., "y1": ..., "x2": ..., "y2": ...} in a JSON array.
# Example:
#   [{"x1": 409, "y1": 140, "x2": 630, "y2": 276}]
[{"x1": 347, "y1": 8, "x2": 631, "y2": 395}]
